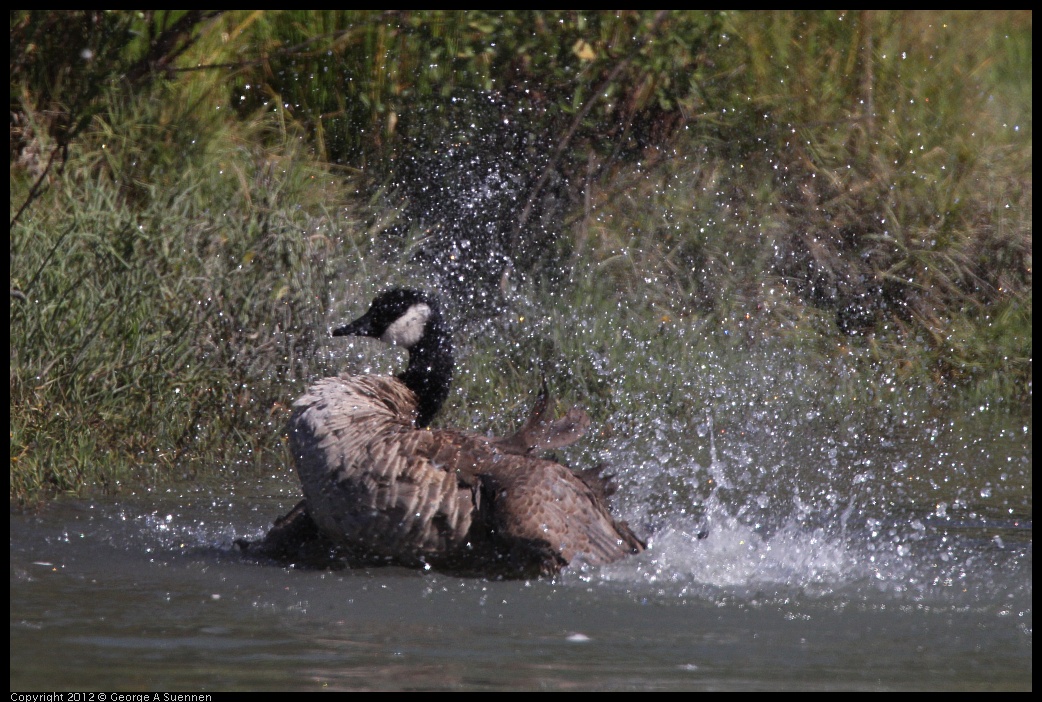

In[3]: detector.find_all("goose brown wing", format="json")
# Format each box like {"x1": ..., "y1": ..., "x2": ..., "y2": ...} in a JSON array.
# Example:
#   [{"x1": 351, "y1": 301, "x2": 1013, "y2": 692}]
[
  {"x1": 472, "y1": 453, "x2": 643, "y2": 567},
  {"x1": 289, "y1": 376, "x2": 476, "y2": 564}
]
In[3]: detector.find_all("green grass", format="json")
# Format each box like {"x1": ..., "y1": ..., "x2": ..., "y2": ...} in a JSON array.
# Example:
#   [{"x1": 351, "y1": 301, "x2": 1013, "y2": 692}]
[
  {"x1": 10, "y1": 80, "x2": 370, "y2": 500},
  {"x1": 9, "y1": 11, "x2": 1031, "y2": 503}
]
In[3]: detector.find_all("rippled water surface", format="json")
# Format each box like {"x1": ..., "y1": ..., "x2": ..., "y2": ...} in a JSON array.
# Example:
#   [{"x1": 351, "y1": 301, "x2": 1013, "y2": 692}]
[{"x1": 10, "y1": 407, "x2": 1031, "y2": 691}]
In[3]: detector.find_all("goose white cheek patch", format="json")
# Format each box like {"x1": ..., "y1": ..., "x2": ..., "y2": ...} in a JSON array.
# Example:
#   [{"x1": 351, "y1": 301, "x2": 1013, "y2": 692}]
[{"x1": 381, "y1": 303, "x2": 431, "y2": 347}]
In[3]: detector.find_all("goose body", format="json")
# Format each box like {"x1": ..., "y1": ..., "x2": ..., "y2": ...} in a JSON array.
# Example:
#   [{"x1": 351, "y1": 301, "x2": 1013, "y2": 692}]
[{"x1": 244, "y1": 288, "x2": 644, "y2": 577}]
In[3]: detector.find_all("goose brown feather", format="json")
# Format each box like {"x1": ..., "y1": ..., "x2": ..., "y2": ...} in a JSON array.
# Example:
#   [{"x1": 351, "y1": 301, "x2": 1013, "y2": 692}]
[{"x1": 287, "y1": 374, "x2": 643, "y2": 575}]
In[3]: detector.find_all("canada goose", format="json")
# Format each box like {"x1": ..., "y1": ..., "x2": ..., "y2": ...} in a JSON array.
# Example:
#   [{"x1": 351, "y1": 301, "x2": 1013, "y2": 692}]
[{"x1": 241, "y1": 288, "x2": 644, "y2": 578}]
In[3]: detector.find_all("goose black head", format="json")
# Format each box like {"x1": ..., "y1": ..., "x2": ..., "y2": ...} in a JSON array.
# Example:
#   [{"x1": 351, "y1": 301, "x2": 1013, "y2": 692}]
[
  {"x1": 334, "y1": 288, "x2": 453, "y2": 428},
  {"x1": 333, "y1": 288, "x2": 439, "y2": 348}
]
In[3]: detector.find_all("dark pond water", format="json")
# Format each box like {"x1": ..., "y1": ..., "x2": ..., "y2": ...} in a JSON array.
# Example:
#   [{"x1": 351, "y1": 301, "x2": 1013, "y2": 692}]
[{"x1": 10, "y1": 407, "x2": 1031, "y2": 691}]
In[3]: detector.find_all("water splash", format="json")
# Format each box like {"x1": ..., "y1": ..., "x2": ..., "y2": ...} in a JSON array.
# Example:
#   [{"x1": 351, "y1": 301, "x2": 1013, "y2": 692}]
[{"x1": 586, "y1": 382, "x2": 1032, "y2": 605}]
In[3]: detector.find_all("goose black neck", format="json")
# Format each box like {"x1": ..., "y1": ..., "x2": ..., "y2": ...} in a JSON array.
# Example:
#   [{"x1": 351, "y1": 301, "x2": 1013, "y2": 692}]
[{"x1": 398, "y1": 316, "x2": 454, "y2": 428}]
